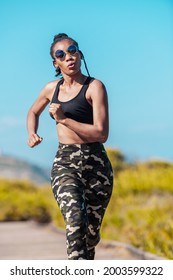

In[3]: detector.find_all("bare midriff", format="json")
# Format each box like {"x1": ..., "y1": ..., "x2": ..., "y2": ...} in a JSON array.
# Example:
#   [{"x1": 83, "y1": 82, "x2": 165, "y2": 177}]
[{"x1": 57, "y1": 123, "x2": 86, "y2": 144}]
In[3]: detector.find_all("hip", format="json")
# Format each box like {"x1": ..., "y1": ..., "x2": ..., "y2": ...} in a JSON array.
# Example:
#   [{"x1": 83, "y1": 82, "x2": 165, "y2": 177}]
[{"x1": 51, "y1": 142, "x2": 113, "y2": 178}]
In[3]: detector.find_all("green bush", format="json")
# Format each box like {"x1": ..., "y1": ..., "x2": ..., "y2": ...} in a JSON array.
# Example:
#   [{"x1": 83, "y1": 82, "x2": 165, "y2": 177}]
[
  {"x1": 101, "y1": 160, "x2": 173, "y2": 259},
  {"x1": 106, "y1": 148, "x2": 128, "y2": 172}
]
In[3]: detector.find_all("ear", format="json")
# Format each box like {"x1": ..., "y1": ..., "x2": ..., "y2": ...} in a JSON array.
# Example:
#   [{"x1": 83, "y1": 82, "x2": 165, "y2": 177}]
[
  {"x1": 52, "y1": 60, "x2": 60, "y2": 74},
  {"x1": 52, "y1": 59, "x2": 57, "y2": 68},
  {"x1": 79, "y1": 50, "x2": 84, "y2": 60}
]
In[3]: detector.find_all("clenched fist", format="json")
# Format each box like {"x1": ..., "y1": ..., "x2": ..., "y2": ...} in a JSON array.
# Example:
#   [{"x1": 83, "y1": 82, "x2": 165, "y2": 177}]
[
  {"x1": 49, "y1": 103, "x2": 65, "y2": 122},
  {"x1": 28, "y1": 133, "x2": 43, "y2": 148}
]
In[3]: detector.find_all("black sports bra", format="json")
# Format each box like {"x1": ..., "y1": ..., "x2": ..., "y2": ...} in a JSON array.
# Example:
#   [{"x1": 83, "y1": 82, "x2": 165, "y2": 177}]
[{"x1": 50, "y1": 76, "x2": 94, "y2": 124}]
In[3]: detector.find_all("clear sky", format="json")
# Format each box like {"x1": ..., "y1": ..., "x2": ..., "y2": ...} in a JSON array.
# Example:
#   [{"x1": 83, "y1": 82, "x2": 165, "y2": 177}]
[{"x1": 0, "y1": 0, "x2": 173, "y2": 168}]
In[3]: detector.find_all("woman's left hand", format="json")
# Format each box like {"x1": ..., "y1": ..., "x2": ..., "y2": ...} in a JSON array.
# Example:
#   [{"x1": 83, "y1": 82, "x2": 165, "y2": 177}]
[{"x1": 49, "y1": 103, "x2": 66, "y2": 122}]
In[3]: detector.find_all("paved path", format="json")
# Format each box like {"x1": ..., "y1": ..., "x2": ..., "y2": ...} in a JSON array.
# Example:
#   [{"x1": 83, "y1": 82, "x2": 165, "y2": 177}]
[{"x1": 0, "y1": 221, "x2": 164, "y2": 260}]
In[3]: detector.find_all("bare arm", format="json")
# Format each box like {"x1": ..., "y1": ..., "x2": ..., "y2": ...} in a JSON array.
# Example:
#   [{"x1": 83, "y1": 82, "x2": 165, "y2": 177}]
[
  {"x1": 27, "y1": 83, "x2": 53, "y2": 147},
  {"x1": 49, "y1": 80, "x2": 109, "y2": 143}
]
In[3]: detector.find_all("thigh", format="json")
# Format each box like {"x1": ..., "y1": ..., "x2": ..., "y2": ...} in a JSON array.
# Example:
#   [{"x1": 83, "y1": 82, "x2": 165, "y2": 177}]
[
  {"x1": 51, "y1": 150, "x2": 85, "y2": 221},
  {"x1": 84, "y1": 144, "x2": 114, "y2": 242},
  {"x1": 84, "y1": 144, "x2": 113, "y2": 211}
]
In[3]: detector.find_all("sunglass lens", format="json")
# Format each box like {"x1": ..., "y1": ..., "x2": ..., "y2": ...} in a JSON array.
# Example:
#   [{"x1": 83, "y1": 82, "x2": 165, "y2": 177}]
[
  {"x1": 55, "y1": 50, "x2": 64, "y2": 58},
  {"x1": 68, "y1": 45, "x2": 78, "y2": 55}
]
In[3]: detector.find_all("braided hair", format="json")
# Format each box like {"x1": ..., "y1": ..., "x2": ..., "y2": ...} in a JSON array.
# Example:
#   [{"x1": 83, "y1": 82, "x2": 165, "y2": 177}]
[{"x1": 50, "y1": 33, "x2": 90, "y2": 77}]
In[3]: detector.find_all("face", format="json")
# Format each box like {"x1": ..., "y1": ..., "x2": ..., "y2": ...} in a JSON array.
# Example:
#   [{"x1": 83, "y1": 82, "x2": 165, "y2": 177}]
[{"x1": 52, "y1": 39, "x2": 81, "y2": 76}]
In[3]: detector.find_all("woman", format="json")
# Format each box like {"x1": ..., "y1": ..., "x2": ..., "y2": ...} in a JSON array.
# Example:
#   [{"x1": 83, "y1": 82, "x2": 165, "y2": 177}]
[{"x1": 27, "y1": 33, "x2": 113, "y2": 260}]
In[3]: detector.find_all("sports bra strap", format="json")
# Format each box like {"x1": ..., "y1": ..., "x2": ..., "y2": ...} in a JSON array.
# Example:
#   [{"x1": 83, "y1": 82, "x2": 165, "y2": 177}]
[{"x1": 51, "y1": 78, "x2": 64, "y2": 103}]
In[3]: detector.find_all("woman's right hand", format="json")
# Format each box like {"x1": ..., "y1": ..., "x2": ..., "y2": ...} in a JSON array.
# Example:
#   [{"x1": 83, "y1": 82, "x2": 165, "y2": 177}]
[{"x1": 27, "y1": 133, "x2": 43, "y2": 148}]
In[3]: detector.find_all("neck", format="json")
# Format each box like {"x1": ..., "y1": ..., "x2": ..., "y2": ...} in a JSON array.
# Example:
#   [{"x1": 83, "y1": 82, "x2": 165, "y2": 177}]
[{"x1": 61, "y1": 71, "x2": 87, "y2": 86}]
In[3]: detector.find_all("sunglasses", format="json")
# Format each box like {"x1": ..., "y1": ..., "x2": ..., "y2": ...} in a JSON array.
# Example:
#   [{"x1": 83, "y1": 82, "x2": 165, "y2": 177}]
[{"x1": 55, "y1": 44, "x2": 79, "y2": 59}]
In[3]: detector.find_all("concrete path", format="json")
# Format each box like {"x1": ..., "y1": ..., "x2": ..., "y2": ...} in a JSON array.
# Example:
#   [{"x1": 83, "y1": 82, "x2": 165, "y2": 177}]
[{"x1": 0, "y1": 221, "x2": 164, "y2": 260}]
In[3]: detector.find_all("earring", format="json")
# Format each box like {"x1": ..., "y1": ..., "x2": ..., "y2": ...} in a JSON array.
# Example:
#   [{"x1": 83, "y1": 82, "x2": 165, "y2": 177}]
[{"x1": 55, "y1": 66, "x2": 61, "y2": 77}]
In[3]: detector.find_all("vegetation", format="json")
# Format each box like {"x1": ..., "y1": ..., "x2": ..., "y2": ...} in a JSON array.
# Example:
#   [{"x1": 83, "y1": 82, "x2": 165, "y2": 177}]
[{"x1": 0, "y1": 149, "x2": 173, "y2": 259}]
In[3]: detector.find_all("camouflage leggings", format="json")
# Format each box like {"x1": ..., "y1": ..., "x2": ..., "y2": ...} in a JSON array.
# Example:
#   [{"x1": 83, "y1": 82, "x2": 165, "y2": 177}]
[{"x1": 51, "y1": 142, "x2": 113, "y2": 260}]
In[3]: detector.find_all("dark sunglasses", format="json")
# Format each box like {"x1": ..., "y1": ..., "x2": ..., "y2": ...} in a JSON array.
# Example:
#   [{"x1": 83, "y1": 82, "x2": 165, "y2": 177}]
[{"x1": 55, "y1": 44, "x2": 79, "y2": 59}]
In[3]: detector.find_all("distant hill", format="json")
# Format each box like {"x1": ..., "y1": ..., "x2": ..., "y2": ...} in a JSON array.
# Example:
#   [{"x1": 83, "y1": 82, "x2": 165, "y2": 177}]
[{"x1": 0, "y1": 155, "x2": 50, "y2": 185}]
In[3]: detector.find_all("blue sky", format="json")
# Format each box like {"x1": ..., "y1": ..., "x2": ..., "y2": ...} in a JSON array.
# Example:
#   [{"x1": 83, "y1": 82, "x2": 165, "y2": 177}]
[{"x1": 0, "y1": 0, "x2": 173, "y2": 168}]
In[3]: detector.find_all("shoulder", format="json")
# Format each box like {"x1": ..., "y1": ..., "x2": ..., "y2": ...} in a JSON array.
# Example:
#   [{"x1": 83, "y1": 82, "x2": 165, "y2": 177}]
[
  {"x1": 89, "y1": 78, "x2": 106, "y2": 90},
  {"x1": 88, "y1": 78, "x2": 107, "y2": 100},
  {"x1": 43, "y1": 79, "x2": 60, "y2": 92},
  {"x1": 40, "y1": 79, "x2": 60, "y2": 100}
]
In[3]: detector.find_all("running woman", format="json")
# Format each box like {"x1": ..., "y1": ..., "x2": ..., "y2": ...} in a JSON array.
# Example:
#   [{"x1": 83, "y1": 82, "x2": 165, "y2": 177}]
[{"x1": 27, "y1": 33, "x2": 113, "y2": 260}]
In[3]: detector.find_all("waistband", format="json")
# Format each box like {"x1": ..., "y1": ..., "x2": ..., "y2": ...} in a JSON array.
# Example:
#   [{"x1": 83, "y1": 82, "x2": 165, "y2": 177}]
[{"x1": 58, "y1": 142, "x2": 102, "y2": 149}]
